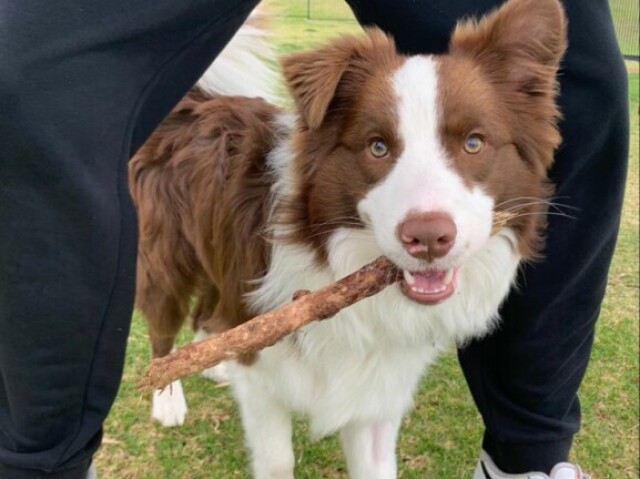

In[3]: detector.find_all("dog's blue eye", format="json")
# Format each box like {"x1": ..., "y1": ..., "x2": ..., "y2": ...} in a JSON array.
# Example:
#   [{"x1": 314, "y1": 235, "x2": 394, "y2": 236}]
[
  {"x1": 369, "y1": 139, "x2": 389, "y2": 158},
  {"x1": 464, "y1": 134, "x2": 484, "y2": 154}
]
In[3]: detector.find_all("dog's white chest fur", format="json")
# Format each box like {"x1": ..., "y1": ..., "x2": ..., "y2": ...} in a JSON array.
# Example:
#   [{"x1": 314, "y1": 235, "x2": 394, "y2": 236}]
[{"x1": 237, "y1": 226, "x2": 521, "y2": 438}]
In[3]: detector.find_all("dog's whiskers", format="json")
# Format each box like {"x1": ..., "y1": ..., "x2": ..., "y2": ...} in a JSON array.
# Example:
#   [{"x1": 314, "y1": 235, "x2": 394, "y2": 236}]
[{"x1": 492, "y1": 211, "x2": 577, "y2": 226}]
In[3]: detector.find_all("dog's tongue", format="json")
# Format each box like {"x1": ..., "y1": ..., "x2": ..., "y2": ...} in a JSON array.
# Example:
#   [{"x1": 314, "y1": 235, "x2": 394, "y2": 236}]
[{"x1": 412, "y1": 270, "x2": 448, "y2": 292}]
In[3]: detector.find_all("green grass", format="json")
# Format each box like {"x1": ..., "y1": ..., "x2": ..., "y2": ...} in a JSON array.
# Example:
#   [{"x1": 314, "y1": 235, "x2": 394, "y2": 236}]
[
  {"x1": 95, "y1": 8, "x2": 640, "y2": 479},
  {"x1": 264, "y1": 1, "x2": 359, "y2": 55}
]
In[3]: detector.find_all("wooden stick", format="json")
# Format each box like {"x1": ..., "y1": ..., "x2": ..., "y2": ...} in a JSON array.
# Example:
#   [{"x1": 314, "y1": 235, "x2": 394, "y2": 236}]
[
  {"x1": 138, "y1": 210, "x2": 515, "y2": 393},
  {"x1": 138, "y1": 256, "x2": 400, "y2": 392}
]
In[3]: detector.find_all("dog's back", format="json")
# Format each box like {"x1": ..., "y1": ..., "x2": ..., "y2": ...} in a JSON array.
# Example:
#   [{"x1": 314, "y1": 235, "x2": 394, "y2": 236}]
[
  {"x1": 131, "y1": 90, "x2": 281, "y2": 354},
  {"x1": 130, "y1": 10, "x2": 283, "y2": 366}
]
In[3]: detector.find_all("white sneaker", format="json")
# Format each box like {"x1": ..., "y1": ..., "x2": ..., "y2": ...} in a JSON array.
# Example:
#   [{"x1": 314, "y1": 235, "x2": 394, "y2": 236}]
[
  {"x1": 473, "y1": 450, "x2": 591, "y2": 479},
  {"x1": 86, "y1": 463, "x2": 98, "y2": 479}
]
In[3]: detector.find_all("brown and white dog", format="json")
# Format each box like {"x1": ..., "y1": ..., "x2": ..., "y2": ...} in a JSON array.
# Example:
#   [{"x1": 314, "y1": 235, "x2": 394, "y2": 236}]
[{"x1": 130, "y1": 0, "x2": 566, "y2": 477}]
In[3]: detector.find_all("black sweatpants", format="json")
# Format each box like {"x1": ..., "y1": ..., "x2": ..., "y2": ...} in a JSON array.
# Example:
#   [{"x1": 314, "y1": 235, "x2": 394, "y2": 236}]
[
  {"x1": 0, "y1": 0, "x2": 628, "y2": 477},
  {"x1": 0, "y1": 1, "x2": 259, "y2": 477}
]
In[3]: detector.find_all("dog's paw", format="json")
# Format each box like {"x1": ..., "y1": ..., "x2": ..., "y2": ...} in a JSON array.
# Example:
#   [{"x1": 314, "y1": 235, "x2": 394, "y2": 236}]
[
  {"x1": 152, "y1": 380, "x2": 188, "y2": 427},
  {"x1": 201, "y1": 362, "x2": 229, "y2": 383}
]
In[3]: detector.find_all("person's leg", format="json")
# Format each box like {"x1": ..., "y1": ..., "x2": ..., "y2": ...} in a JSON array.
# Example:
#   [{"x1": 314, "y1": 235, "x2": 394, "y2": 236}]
[
  {"x1": 458, "y1": 1, "x2": 628, "y2": 470},
  {"x1": 345, "y1": 0, "x2": 629, "y2": 472},
  {"x1": 0, "y1": 1, "x2": 258, "y2": 477}
]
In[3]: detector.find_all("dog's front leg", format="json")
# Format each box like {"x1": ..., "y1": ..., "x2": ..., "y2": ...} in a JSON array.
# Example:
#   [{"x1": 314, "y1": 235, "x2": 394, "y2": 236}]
[
  {"x1": 234, "y1": 377, "x2": 295, "y2": 479},
  {"x1": 339, "y1": 418, "x2": 402, "y2": 479}
]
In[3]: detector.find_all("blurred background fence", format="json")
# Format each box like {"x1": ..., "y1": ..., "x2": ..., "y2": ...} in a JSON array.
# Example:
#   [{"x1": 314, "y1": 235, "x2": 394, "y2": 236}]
[
  {"x1": 284, "y1": 0, "x2": 639, "y2": 59},
  {"x1": 609, "y1": 0, "x2": 639, "y2": 59},
  {"x1": 282, "y1": 0, "x2": 354, "y2": 21}
]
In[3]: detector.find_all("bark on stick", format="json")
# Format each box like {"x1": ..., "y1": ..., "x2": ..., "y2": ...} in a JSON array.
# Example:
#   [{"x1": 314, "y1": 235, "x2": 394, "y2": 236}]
[{"x1": 139, "y1": 256, "x2": 399, "y2": 392}]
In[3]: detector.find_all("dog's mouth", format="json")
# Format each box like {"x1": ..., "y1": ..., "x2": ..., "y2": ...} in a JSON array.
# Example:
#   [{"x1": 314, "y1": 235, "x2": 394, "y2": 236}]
[{"x1": 399, "y1": 267, "x2": 459, "y2": 305}]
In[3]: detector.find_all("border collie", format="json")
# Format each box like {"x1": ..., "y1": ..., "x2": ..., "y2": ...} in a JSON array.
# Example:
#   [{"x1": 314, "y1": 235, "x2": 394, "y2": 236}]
[{"x1": 130, "y1": 0, "x2": 566, "y2": 477}]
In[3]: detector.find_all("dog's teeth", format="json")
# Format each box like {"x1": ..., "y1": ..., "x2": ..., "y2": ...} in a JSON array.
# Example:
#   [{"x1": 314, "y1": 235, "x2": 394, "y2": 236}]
[
  {"x1": 411, "y1": 285, "x2": 446, "y2": 295},
  {"x1": 443, "y1": 269, "x2": 454, "y2": 285},
  {"x1": 403, "y1": 270, "x2": 415, "y2": 285}
]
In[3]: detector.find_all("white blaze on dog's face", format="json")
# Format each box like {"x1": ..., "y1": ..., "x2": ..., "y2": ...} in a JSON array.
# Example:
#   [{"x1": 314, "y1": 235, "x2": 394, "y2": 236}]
[
  {"x1": 357, "y1": 55, "x2": 495, "y2": 303},
  {"x1": 281, "y1": 0, "x2": 566, "y2": 304}
]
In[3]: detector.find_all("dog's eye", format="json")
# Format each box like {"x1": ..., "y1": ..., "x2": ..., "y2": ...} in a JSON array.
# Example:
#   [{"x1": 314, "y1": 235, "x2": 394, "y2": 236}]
[
  {"x1": 369, "y1": 138, "x2": 389, "y2": 158},
  {"x1": 463, "y1": 134, "x2": 484, "y2": 154}
]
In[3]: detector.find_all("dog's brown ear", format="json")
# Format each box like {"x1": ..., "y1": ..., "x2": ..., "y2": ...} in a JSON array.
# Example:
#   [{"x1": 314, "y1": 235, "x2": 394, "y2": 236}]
[
  {"x1": 450, "y1": 0, "x2": 567, "y2": 170},
  {"x1": 450, "y1": 0, "x2": 567, "y2": 96},
  {"x1": 281, "y1": 29, "x2": 396, "y2": 130}
]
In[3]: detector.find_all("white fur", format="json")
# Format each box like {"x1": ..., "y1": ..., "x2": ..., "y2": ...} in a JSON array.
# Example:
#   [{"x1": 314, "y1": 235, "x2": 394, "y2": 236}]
[
  {"x1": 237, "y1": 225, "x2": 519, "y2": 477},
  {"x1": 197, "y1": 9, "x2": 280, "y2": 104},
  {"x1": 359, "y1": 57, "x2": 494, "y2": 274},
  {"x1": 233, "y1": 55, "x2": 522, "y2": 477},
  {"x1": 340, "y1": 419, "x2": 401, "y2": 479},
  {"x1": 233, "y1": 373, "x2": 295, "y2": 479},
  {"x1": 152, "y1": 380, "x2": 187, "y2": 427}
]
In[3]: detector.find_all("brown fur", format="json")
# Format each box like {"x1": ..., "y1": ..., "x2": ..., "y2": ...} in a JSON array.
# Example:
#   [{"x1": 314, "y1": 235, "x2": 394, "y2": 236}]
[
  {"x1": 130, "y1": 90, "x2": 283, "y2": 358},
  {"x1": 441, "y1": 0, "x2": 566, "y2": 257},
  {"x1": 277, "y1": 30, "x2": 405, "y2": 262}
]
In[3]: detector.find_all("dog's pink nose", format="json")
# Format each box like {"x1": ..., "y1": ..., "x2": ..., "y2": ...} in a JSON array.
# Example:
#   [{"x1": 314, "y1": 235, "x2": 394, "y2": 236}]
[{"x1": 399, "y1": 213, "x2": 457, "y2": 260}]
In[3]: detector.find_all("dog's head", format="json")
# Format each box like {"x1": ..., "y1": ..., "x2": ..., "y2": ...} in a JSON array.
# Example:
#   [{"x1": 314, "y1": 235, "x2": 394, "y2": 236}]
[{"x1": 280, "y1": 0, "x2": 566, "y2": 304}]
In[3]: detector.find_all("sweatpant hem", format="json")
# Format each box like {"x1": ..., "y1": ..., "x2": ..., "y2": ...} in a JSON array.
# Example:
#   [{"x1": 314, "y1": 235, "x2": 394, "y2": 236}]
[{"x1": 0, "y1": 459, "x2": 90, "y2": 479}]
